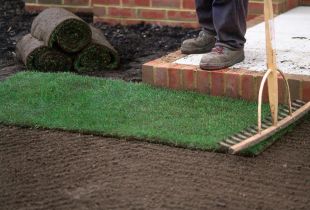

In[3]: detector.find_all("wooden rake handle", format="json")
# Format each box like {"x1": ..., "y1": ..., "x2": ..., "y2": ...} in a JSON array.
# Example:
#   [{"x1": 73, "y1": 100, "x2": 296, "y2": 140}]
[
  {"x1": 257, "y1": 0, "x2": 293, "y2": 132},
  {"x1": 264, "y1": 0, "x2": 279, "y2": 126}
]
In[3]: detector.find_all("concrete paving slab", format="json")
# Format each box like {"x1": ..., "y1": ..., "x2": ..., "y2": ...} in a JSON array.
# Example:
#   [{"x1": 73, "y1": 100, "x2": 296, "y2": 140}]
[{"x1": 175, "y1": 7, "x2": 310, "y2": 75}]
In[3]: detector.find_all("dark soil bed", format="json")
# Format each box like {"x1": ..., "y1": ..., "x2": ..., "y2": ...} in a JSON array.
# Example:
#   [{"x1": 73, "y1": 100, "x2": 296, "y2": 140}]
[
  {"x1": 0, "y1": 12, "x2": 198, "y2": 81},
  {"x1": 1, "y1": 118, "x2": 310, "y2": 210}
]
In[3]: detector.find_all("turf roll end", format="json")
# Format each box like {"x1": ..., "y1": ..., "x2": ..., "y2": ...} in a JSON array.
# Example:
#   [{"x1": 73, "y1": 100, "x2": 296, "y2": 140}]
[
  {"x1": 74, "y1": 26, "x2": 120, "y2": 72},
  {"x1": 31, "y1": 8, "x2": 92, "y2": 53},
  {"x1": 16, "y1": 34, "x2": 72, "y2": 72}
]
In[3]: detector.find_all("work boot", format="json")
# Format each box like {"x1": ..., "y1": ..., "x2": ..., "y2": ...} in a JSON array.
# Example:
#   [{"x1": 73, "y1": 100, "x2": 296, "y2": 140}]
[
  {"x1": 181, "y1": 30, "x2": 216, "y2": 54},
  {"x1": 200, "y1": 46, "x2": 245, "y2": 70}
]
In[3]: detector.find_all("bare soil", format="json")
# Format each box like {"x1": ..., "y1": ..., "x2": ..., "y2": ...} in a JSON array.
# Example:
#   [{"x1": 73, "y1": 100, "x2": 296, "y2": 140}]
[{"x1": 1, "y1": 119, "x2": 310, "y2": 210}]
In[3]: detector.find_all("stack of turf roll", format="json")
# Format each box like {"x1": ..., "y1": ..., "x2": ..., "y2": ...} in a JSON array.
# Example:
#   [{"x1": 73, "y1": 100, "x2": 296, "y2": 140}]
[
  {"x1": 74, "y1": 26, "x2": 120, "y2": 72},
  {"x1": 16, "y1": 34, "x2": 72, "y2": 72},
  {"x1": 16, "y1": 7, "x2": 119, "y2": 72}
]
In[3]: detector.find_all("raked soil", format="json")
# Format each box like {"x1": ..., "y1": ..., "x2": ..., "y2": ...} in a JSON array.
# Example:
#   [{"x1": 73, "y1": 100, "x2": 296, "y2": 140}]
[{"x1": 0, "y1": 119, "x2": 310, "y2": 210}]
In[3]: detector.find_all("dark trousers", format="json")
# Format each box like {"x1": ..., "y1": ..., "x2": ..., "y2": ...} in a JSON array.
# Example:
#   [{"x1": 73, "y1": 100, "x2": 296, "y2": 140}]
[{"x1": 196, "y1": 0, "x2": 249, "y2": 49}]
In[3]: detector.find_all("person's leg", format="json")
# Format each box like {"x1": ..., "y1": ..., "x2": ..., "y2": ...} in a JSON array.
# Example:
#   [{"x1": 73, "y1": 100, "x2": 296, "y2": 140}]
[
  {"x1": 195, "y1": 0, "x2": 215, "y2": 36},
  {"x1": 180, "y1": 0, "x2": 216, "y2": 54},
  {"x1": 200, "y1": 0, "x2": 249, "y2": 70},
  {"x1": 213, "y1": 0, "x2": 249, "y2": 49}
]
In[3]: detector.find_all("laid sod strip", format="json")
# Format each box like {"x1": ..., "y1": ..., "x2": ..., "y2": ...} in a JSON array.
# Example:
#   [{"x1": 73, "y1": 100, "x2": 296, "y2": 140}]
[
  {"x1": 240, "y1": 115, "x2": 309, "y2": 156},
  {"x1": 31, "y1": 8, "x2": 91, "y2": 53},
  {"x1": 0, "y1": 72, "x2": 270, "y2": 154},
  {"x1": 74, "y1": 26, "x2": 120, "y2": 72},
  {"x1": 16, "y1": 34, "x2": 72, "y2": 72}
]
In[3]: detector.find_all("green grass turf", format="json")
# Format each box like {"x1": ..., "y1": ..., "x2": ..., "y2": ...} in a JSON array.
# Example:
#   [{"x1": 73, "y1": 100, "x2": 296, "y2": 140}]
[{"x1": 0, "y1": 72, "x2": 273, "y2": 154}]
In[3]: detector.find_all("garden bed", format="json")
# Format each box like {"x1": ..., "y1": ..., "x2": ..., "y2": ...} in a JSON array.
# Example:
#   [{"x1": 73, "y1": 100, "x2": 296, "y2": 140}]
[{"x1": 0, "y1": 11, "x2": 199, "y2": 81}]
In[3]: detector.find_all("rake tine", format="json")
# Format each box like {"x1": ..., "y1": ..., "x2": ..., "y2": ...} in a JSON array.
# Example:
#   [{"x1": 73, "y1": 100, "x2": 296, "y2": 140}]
[
  {"x1": 292, "y1": 101, "x2": 303, "y2": 108},
  {"x1": 278, "y1": 112, "x2": 288, "y2": 118},
  {"x1": 246, "y1": 127, "x2": 258, "y2": 134},
  {"x1": 224, "y1": 138, "x2": 239, "y2": 145},
  {"x1": 295, "y1": 100, "x2": 305, "y2": 106},
  {"x1": 265, "y1": 121, "x2": 273, "y2": 126},
  {"x1": 235, "y1": 133, "x2": 248, "y2": 140},
  {"x1": 241, "y1": 130, "x2": 254, "y2": 137},
  {"x1": 230, "y1": 135, "x2": 244, "y2": 142},
  {"x1": 292, "y1": 106, "x2": 299, "y2": 112},
  {"x1": 230, "y1": 136, "x2": 244, "y2": 142},
  {"x1": 280, "y1": 106, "x2": 289, "y2": 112},
  {"x1": 219, "y1": 141, "x2": 233, "y2": 148},
  {"x1": 278, "y1": 115, "x2": 286, "y2": 120},
  {"x1": 265, "y1": 116, "x2": 272, "y2": 121}
]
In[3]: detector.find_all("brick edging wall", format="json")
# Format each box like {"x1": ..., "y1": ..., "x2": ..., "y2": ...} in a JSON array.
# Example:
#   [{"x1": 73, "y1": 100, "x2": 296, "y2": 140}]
[
  {"x1": 300, "y1": 0, "x2": 310, "y2": 5},
  {"x1": 25, "y1": 0, "x2": 93, "y2": 13},
  {"x1": 25, "y1": 0, "x2": 304, "y2": 27},
  {"x1": 93, "y1": 0, "x2": 198, "y2": 28},
  {"x1": 142, "y1": 51, "x2": 310, "y2": 103}
]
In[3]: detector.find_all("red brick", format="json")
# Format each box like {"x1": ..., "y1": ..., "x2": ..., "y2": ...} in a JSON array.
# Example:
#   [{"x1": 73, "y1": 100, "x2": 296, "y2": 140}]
[
  {"x1": 38, "y1": 0, "x2": 62, "y2": 4},
  {"x1": 122, "y1": 0, "x2": 150, "y2": 7},
  {"x1": 248, "y1": 2, "x2": 264, "y2": 15},
  {"x1": 247, "y1": 15, "x2": 264, "y2": 28},
  {"x1": 141, "y1": 20, "x2": 198, "y2": 28},
  {"x1": 94, "y1": 16, "x2": 121, "y2": 25},
  {"x1": 64, "y1": 0, "x2": 89, "y2": 5},
  {"x1": 278, "y1": 77, "x2": 287, "y2": 104},
  {"x1": 152, "y1": 0, "x2": 181, "y2": 8},
  {"x1": 255, "y1": 75, "x2": 269, "y2": 103},
  {"x1": 241, "y1": 73, "x2": 255, "y2": 101},
  {"x1": 196, "y1": 70, "x2": 211, "y2": 94},
  {"x1": 259, "y1": 73, "x2": 285, "y2": 104},
  {"x1": 93, "y1": 0, "x2": 120, "y2": 5},
  {"x1": 138, "y1": 9, "x2": 166, "y2": 19},
  {"x1": 26, "y1": 4, "x2": 93, "y2": 13},
  {"x1": 25, "y1": 5, "x2": 47, "y2": 12},
  {"x1": 154, "y1": 64, "x2": 169, "y2": 87},
  {"x1": 288, "y1": 78, "x2": 302, "y2": 101},
  {"x1": 108, "y1": 7, "x2": 136, "y2": 18},
  {"x1": 122, "y1": 19, "x2": 143, "y2": 25},
  {"x1": 142, "y1": 64, "x2": 155, "y2": 85},
  {"x1": 168, "y1": 64, "x2": 182, "y2": 90},
  {"x1": 301, "y1": 0, "x2": 310, "y2": 5},
  {"x1": 210, "y1": 70, "x2": 227, "y2": 97},
  {"x1": 167, "y1": 10, "x2": 197, "y2": 21},
  {"x1": 287, "y1": 0, "x2": 299, "y2": 9},
  {"x1": 93, "y1": 6, "x2": 106, "y2": 16},
  {"x1": 263, "y1": 82, "x2": 269, "y2": 103},
  {"x1": 181, "y1": 66, "x2": 196, "y2": 90},
  {"x1": 302, "y1": 80, "x2": 310, "y2": 102},
  {"x1": 225, "y1": 72, "x2": 241, "y2": 98},
  {"x1": 252, "y1": 72, "x2": 264, "y2": 102},
  {"x1": 182, "y1": 0, "x2": 195, "y2": 9},
  {"x1": 27, "y1": 0, "x2": 301, "y2": 28}
]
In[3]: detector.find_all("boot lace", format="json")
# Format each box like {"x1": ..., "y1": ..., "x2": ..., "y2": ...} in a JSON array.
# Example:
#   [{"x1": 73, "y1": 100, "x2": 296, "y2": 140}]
[
  {"x1": 195, "y1": 31, "x2": 206, "y2": 41},
  {"x1": 212, "y1": 46, "x2": 224, "y2": 54}
]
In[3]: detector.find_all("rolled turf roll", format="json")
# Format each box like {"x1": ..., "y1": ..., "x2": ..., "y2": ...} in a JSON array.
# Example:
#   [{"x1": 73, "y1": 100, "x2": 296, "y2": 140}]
[
  {"x1": 31, "y1": 8, "x2": 92, "y2": 53},
  {"x1": 74, "y1": 26, "x2": 120, "y2": 72},
  {"x1": 16, "y1": 34, "x2": 72, "y2": 72}
]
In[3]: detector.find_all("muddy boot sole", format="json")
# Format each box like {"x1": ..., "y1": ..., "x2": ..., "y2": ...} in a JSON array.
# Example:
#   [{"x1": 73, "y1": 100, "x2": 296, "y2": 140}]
[{"x1": 200, "y1": 54, "x2": 245, "y2": 71}]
